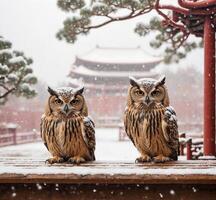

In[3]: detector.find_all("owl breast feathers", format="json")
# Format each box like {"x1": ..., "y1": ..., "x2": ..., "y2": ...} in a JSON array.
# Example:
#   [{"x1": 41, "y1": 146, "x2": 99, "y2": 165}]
[
  {"x1": 40, "y1": 86, "x2": 96, "y2": 164},
  {"x1": 124, "y1": 76, "x2": 179, "y2": 163}
]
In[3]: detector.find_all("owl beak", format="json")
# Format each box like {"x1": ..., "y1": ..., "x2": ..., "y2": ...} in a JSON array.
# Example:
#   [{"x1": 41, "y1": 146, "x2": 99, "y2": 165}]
[
  {"x1": 144, "y1": 96, "x2": 151, "y2": 105},
  {"x1": 63, "y1": 104, "x2": 69, "y2": 114}
]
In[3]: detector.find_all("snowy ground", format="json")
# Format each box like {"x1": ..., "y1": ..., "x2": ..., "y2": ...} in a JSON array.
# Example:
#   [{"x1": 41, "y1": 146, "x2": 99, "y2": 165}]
[
  {"x1": 95, "y1": 128, "x2": 139, "y2": 161},
  {"x1": 0, "y1": 128, "x2": 139, "y2": 162},
  {"x1": 1, "y1": 128, "x2": 216, "y2": 177}
]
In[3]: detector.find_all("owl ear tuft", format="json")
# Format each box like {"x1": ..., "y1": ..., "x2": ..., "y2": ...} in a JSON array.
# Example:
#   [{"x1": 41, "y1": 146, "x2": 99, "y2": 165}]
[
  {"x1": 155, "y1": 76, "x2": 166, "y2": 87},
  {"x1": 47, "y1": 86, "x2": 58, "y2": 97},
  {"x1": 129, "y1": 76, "x2": 139, "y2": 87},
  {"x1": 75, "y1": 86, "x2": 84, "y2": 95}
]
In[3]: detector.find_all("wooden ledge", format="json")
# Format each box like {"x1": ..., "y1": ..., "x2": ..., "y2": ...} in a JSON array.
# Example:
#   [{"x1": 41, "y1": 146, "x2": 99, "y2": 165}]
[
  {"x1": 1, "y1": 160, "x2": 216, "y2": 184},
  {"x1": 1, "y1": 142, "x2": 216, "y2": 185}
]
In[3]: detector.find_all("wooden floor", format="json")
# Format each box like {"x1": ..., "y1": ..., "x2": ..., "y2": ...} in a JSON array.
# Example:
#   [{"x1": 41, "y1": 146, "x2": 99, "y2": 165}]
[
  {"x1": 0, "y1": 143, "x2": 216, "y2": 184},
  {"x1": 1, "y1": 143, "x2": 216, "y2": 199}
]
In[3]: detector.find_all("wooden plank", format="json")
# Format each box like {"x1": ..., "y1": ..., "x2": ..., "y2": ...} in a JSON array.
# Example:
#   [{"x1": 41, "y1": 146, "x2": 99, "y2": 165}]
[
  {"x1": 1, "y1": 143, "x2": 216, "y2": 185},
  {"x1": 0, "y1": 159, "x2": 216, "y2": 184},
  {"x1": 1, "y1": 172, "x2": 216, "y2": 184},
  {"x1": 1, "y1": 183, "x2": 216, "y2": 200}
]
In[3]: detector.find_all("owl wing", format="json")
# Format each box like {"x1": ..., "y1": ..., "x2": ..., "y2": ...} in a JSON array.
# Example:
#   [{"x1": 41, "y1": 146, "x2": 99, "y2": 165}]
[
  {"x1": 162, "y1": 106, "x2": 179, "y2": 160},
  {"x1": 40, "y1": 114, "x2": 49, "y2": 151},
  {"x1": 82, "y1": 116, "x2": 96, "y2": 161},
  {"x1": 124, "y1": 107, "x2": 136, "y2": 146}
]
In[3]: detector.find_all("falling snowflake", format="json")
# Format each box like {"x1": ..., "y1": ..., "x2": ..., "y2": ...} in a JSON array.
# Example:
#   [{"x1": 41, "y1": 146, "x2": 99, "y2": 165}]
[
  {"x1": 36, "y1": 183, "x2": 42, "y2": 190},
  {"x1": 145, "y1": 186, "x2": 149, "y2": 190},
  {"x1": 192, "y1": 187, "x2": 197, "y2": 192},
  {"x1": 170, "y1": 189, "x2": 175, "y2": 195},
  {"x1": 11, "y1": 192, "x2": 16, "y2": 197},
  {"x1": 159, "y1": 193, "x2": 163, "y2": 198}
]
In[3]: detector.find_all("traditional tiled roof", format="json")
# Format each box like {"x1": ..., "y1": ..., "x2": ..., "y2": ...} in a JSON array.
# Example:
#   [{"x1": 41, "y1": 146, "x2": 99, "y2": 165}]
[
  {"x1": 76, "y1": 46, "x2": 162, "y2": 65},
  {"x1": 68, "y1": 46, "x2": 161, "y2": 88},
  {"x1": 69, "y1": 65, "x2": 158, "y2": 78}
]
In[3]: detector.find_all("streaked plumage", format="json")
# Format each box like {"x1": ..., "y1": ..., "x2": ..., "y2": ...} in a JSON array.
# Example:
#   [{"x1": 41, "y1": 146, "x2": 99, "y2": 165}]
[
  {"x1": 124, "y1": 76, "x2": 179, "y2": 163},
  {"x1": 40, "y1": 86, "x2": 95, "y2": 164}
]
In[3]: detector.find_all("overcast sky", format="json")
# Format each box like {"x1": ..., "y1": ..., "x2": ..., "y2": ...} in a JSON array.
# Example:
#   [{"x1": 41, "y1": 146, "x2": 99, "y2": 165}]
[{"x1": 0, "y1": 0, "x2": 203, "y2": 87}]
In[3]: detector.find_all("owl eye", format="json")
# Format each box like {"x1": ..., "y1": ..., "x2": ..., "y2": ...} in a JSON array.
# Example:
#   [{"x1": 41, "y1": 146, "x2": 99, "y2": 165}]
[
  {"x1": 136, "y1": 90, "x2": 144, "y2": 96},
  {"x1": 55, "y1": 98, "x2": 63, "y2": 104},
  {"x1": 151, "y1": 90, "x2": 160, "y2": 96},
  {"x1": 70, "y1": 99, "x2": 79, "y2": 105}
]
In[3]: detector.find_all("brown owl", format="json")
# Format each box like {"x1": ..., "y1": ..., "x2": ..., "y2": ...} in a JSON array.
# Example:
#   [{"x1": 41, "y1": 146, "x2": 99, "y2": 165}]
[
  {"x1": 40, "y1": 86, "x2": 95, "y2": 164},
  {"x1": 124, "y1": 76, "x2": 179, "y2": 163}
]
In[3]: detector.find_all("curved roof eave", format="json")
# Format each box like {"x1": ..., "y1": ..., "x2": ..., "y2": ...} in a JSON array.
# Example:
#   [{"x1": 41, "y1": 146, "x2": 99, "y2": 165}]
[
  {"x1": 70, "y1": 67, "x2": 158, "y2": 78},
  {"x1": 75, "y1": 46, "x2": 163, "y2": 65},
  {"x1": 75, "y1": 57, "x2": 163, "y2": 65}
]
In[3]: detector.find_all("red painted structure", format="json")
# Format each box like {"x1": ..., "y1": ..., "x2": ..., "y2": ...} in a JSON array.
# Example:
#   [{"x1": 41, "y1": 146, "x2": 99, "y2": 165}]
[
  {"x1": 186, "y1": 138, "x2": 192, "y2": 160},
  {"x1": 0, "y1": 127, "x2": 40, "y2": 147},
  {"x1": 204, "y1": 16, "x2": 215, "y2": 156},
  {"x1": 155, "y1": 0, "x2": 216, "y2": 156}
]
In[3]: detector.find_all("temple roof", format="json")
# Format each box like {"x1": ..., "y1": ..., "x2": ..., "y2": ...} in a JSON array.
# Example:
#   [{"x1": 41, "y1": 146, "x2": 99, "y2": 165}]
[
  {"x1": 70, "y1": 65, "x2": 157, "y2": 78},
  {"x1": 76, "y1": 46, "x2": 162, "y2": 64},
  {"x1": 68, "y1": 46, "x2": 160, "y2": 88}
]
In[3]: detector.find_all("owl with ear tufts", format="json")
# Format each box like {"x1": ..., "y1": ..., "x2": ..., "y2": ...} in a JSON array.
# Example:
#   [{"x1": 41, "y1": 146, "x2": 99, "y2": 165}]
[
  {"x1": 40, "y1": 86, "x2": 96, "y2": 164},
  {"x1": 124, "y1": 76, "x2": 179, "y2": 163}
]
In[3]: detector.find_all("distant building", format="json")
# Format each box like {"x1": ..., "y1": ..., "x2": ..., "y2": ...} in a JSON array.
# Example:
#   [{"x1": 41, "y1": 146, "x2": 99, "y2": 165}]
[{"x1": 68, "y1": 46, "x2": 162, "y2": 126}]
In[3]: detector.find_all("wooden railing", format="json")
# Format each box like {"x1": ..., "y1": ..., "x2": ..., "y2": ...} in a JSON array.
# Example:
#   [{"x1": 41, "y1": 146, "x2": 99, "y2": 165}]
[
  {"x1": 95, "y1": 117, "x2": 121, "y2": 128},
  {"x1": 118, "y1": 126, "x2": 204, "y2": 160},
  {"x1": 179, "y1": 133, "x2": 204, "y2": 160},
  {"x1": 0, "y1": 130, "x2": 41, "y2": 147}
]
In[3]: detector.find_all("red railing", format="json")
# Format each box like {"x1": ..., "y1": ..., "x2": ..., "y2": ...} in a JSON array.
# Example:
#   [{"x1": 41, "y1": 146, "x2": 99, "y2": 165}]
[
  {"x1": 0, "y1": 130, "x2": 41, "y2": 147},
  {"x1": 119, "y1": 125, "x2": 204, "y2": 160}
]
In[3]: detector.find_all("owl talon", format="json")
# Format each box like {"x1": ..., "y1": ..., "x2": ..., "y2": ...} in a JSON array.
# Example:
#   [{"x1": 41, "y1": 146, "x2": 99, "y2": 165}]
[
  {"x1": 68, "y1": 156, "x2": 86, "y2": 164},
  {"x1": 45, "y1": 157, "x2": 65, "y2": 164},
  {"x1": 153, "y1": 155, "x2": 171, "y2": 163},
  {"x1": 135, "y1": 155, "x2": 152, "y2": 163}
]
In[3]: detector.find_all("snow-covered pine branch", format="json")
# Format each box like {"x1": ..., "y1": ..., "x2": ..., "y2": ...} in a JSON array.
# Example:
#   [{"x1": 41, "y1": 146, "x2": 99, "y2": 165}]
[
  {"x1": 56, "y1": 0, "x2": 203, "y2": 63},
  {"x1": 0, "y1": 36, "x2": 37, "y2": 104}
]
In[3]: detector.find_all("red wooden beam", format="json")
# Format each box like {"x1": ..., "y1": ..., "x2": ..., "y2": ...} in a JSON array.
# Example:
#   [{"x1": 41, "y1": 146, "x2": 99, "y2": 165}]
[
  {"x1": 158, "y1": 3, "x2": 216, "y2": 16},
  {"x1": 203, "y1": 16, "x2": 215, "y2": 156},
  {"x1": 157, "y1": 4, "x2": 189, "y2": 15},
  {"x1": 178, "y1": 0, "x2": 216, "y2": 8},
  {"x1": 156, "y1": 0, "x2": 216, "y2": 158}
]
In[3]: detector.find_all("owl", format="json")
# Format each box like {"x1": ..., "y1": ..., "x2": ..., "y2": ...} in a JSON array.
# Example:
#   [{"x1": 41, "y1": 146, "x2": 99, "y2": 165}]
[
  {"x1": 124, "y1": 76, "x2": 179, "y2": 163},
  {"x1": 40, "y1": 86, "x2": 96, "y2": 164}
]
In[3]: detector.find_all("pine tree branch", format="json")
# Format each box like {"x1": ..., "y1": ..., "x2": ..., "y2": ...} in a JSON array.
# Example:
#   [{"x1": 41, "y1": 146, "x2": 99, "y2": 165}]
[
  {"x1": 0, "y1": 74, "x2": 23, "y2": 99},
  {"x1": 57, "y1": 0, "x2": 204, "y2": 63},
  {"x1": 83, "y1": 8, "x2": 152, "y2": 31},
  {"x1": 172, "y1": 33, "x2": 190, "y2": 50},
  {"x1": 0, "y1": 87, "x2": 16, "y2": 99},
  {"x1": 0, "y1": 84, "x2": 10, "y2": 91}
]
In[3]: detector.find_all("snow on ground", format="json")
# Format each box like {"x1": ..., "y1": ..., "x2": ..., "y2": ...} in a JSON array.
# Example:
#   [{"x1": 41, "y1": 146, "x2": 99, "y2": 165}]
[
  {"x1": 0, "y1": 128, "x2": 139, "y2": 162},
  {"x1": 1, "y1": 128, "x2": 216, "y2": 176},
  {"x1": 95, "y1": 128, "x2": 139, "y2": 161}
]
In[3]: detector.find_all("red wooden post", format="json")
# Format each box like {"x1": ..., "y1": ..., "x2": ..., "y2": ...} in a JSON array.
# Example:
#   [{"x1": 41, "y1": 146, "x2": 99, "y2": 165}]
[
  {"x1": 180, "y1": 133, "x2": 186, "y2": 156},
  {"x1": 186, "y1": 138, "x2": 192, "y2": 160},
  {"x1": 203, "y1": 16, "x2": 215, "y2": 156},
  {"x1": 12, "y1": 130, "x2": 17, "y2": 145}
]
